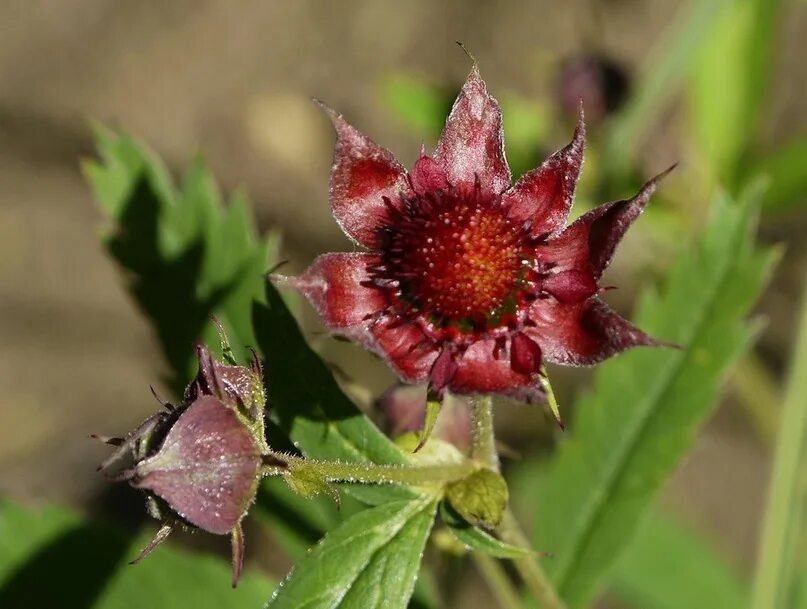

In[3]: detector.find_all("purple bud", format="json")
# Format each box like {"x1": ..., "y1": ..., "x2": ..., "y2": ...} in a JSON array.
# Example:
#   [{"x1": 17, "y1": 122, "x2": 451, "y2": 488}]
[
  {"x1": 133, "y1": 395, "x2": 262, "y2": 535},
  {"x1": 95, "y1": 340, "x2": 268, "y2": 587},
  {"x1": 557, "y1": 55, "x2": 630, "y2": 123}
]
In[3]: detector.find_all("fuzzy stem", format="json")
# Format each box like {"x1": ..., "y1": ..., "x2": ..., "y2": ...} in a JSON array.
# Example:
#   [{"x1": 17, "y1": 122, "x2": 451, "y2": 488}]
[
  {"x1": 268, "y1": 454, "x2": 478, "y2": 487},
  {"x1": 471, "y1": 395, "x2": 499, "y2": 470},
  {"x1": 472, "y1": 392, "x2": 564, "y2": 608},
  {"x1": 499, "y1": 508, "x2": 566, "y2": 609},
  {"x1": 473, "y1": 552, "x2": 524, "y2": 609}
]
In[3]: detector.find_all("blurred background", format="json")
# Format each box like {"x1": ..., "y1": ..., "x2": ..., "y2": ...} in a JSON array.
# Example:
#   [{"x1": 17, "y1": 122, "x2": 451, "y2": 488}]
[{"x1": 1, "y1": 0, "x2": 806, "y2": 607}]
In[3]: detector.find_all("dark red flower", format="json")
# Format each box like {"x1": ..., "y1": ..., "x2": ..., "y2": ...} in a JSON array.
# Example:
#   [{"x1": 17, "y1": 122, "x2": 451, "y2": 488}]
[{"x1": 277, "y1": 64, "x2": 668, "y2": 402}]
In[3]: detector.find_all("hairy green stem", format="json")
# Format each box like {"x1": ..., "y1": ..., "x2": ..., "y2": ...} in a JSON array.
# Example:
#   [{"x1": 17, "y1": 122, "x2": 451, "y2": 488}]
[
  {"x1": 499, "y1": 509, "x2": 566, "y2": 609},
  {"x1": 471, "y1": 391, "x2": 564, "y2": 608},
  {"x1": 473, "y1": 552, "x2": 523, "y2": 609},
  {"x1": 472, "y1": 395, "x2": 499, "y2": 470},
  {"x1": 751, "y1": 271, "x2": 807, "y2": 609},
  {"x1": 271, "y1": 454, "x2": 478, "y2": 487}
]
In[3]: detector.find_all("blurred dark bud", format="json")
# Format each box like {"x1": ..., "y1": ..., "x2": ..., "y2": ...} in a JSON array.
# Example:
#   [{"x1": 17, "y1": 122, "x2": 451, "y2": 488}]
[
  {"x1": 378, "y1": 383, "x2": 472, "y2": 454},
  {"x1": 95, "y1": 340, "x2": 268, "y2": 588},
  {"x1": 557, "y1": 55, "x2": 631, "y2": 123}
]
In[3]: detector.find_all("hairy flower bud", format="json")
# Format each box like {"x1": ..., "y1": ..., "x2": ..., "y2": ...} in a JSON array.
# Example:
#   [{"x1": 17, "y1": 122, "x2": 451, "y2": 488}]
[{"x1": 95, "y1": 340, "x2": 268, "y2": 587}]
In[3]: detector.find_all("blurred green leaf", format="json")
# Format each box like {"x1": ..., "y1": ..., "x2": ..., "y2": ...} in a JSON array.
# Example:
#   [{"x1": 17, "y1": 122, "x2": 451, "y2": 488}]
[
  {"x1": 83, "y1": 127, "x2": 278, "y2": 390},
  {"x1": 253, "y1": 281, "x2": 416, "y2": 505},
  {"x1": 441, "y1": 503, "x2": 531, "y2": 559},
  {"x1": 0, "y1": 500, "x2": 274, "y2": 609},
  {"x1": 611, "y1": 510, "x2": 747, "y2": 609},
  {"x1": 267, "y1": 498, "x2": 437, "y2": 609},
  {"x1": 688, "y1": 0, "x2": 784, "y2": 185},
  {"x1": 380, "y1": 73, "x2": 453, "y2": 139},
  {"x1": 751, "y1": 267, "x2": 807, "y2": 609},
  {"x1": 532, "y1": 188, "x2": 777, "y2": 607},
  {"x1": 605, "y1": 0, "x2": 729, "y2": 175},
  {"x1": 755, "y1": 137, "x2": 807, "y2": 213}
]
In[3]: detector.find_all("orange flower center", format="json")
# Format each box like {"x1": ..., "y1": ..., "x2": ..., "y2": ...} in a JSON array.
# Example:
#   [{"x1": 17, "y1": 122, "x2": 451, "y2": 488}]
[{"x1": 377, "y1": 189, "x2": 528, "y2": 326}]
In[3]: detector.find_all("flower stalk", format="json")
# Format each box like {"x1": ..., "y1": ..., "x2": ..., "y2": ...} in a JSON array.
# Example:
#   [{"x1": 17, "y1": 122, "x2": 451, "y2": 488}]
[
  {"x1": 471, "y1": 390, "x2": 566, "y2": 609},
  {"x1": 270, "y1": 453, "x2": 478, "y2": 488},
  {"x1": 471, "y1": 395, "x2": 499, "y2": 471}
]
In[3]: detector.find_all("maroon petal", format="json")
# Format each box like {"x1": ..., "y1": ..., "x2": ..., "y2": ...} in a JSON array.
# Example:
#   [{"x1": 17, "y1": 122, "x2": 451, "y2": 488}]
[
  {"x1": 274, "y1": 253, "x2": 386, "y2": 344},
  {"x1": 510, "y1": 332, "x2": 542, "y2": 376},
  {"x1": 134, "y1": 396, "x2": 261, "y2": 535},
  {"x1": 318, "y1": 101, "x2": 409, "y2": 247},
  {"x1": 528, "y1": 298, "x2": 661, "y2": 366},
  {"x1": 434, "y1": 66, "x2": 511, "y2": 194},
  {"x1": 503, "y1": 109, "x2": 585, "y2": 235},
  {"x1": 371, "y1": 319, "x2": 438, "y2": 383},
  {"x1": 542, "y1": 269, "x2": 598, "y2": 304},
  {"x1": 536, "y1": 168, "x2": 672, "y2": 279},
  {"x1": 450, "y1": 339, "x2": 545, "y2": 403},
  {"x1": 429, "y1": 347, "x2": 459, "y2": 398},
  {"x1": 411, "y1": 150, "x2": 449, "y2": 194}
]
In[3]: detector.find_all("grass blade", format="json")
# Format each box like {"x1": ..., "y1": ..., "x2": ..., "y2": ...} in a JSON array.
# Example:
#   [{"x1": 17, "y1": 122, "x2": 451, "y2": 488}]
[{"x1": 750, "y1": 268, "x2": 807, "y2": 609}]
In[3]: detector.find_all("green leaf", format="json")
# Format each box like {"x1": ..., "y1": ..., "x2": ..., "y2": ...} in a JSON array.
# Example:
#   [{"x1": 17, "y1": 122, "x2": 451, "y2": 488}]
[
  {"x1": 688, "y1": 0, "x2": 784, "y2": 185},
  {"x1": 83, "y1": 127, "x2": 278, "y2": 390},
  {"x1": 441, "y1": 503, "x2": 532, "y2": 559},
  {"x1": 267, "y1": 498, "x2": 438, "y2": 609},
  {"x1": 445, "y1": 469, "x2": 509, "y2": 529},
  {"x1": 610, "y1": 509, "x2": 748, "y2": 609},
  {"x1": 253, "y1": 282, "x2": 415, "y2": 505},
  {"x1": 532, "y1": 188, "x2": 777, "y2": 607},
  {"x1": 256, "y1": 477, "x2": 363, "y2": 559},
  {"x1": 756, "y1": 137, "x2": 807, "y2": 214},
  {"x1": 751, "y1": 267, "x2": 807, "y2": 609},
  {"x1": 0, "y1": 500, "x2": 274, "y2": 609}
]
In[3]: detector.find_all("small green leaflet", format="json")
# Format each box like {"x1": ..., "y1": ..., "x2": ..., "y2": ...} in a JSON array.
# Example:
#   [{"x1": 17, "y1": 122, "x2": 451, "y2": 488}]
[
  {"x1": 0, "y1": 500, "x2": 274, "y2": 609},
  {"x1": 440, "y1": 503, "x2": 531, "y2": 560},
  {"x1": 532, "y1": 189, "x2": 777, "y2": 608},
  {"x1": 267, "y1": 498, "x2": 438, "y2": 609}
]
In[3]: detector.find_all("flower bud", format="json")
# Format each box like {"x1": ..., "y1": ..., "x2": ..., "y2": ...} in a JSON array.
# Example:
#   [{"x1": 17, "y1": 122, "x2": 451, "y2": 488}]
[
  {"x1": 557, "y1": 55, "x2": 630, "y2": 123},
  {"x1": 96, "y1": 341, "x2": 268, "y2": 587}
]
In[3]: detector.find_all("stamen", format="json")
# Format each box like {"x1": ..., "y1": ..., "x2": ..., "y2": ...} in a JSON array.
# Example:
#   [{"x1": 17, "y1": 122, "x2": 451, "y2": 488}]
[{"x1": 373, "y1": 184, "x2": 532, "y2": 331}]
